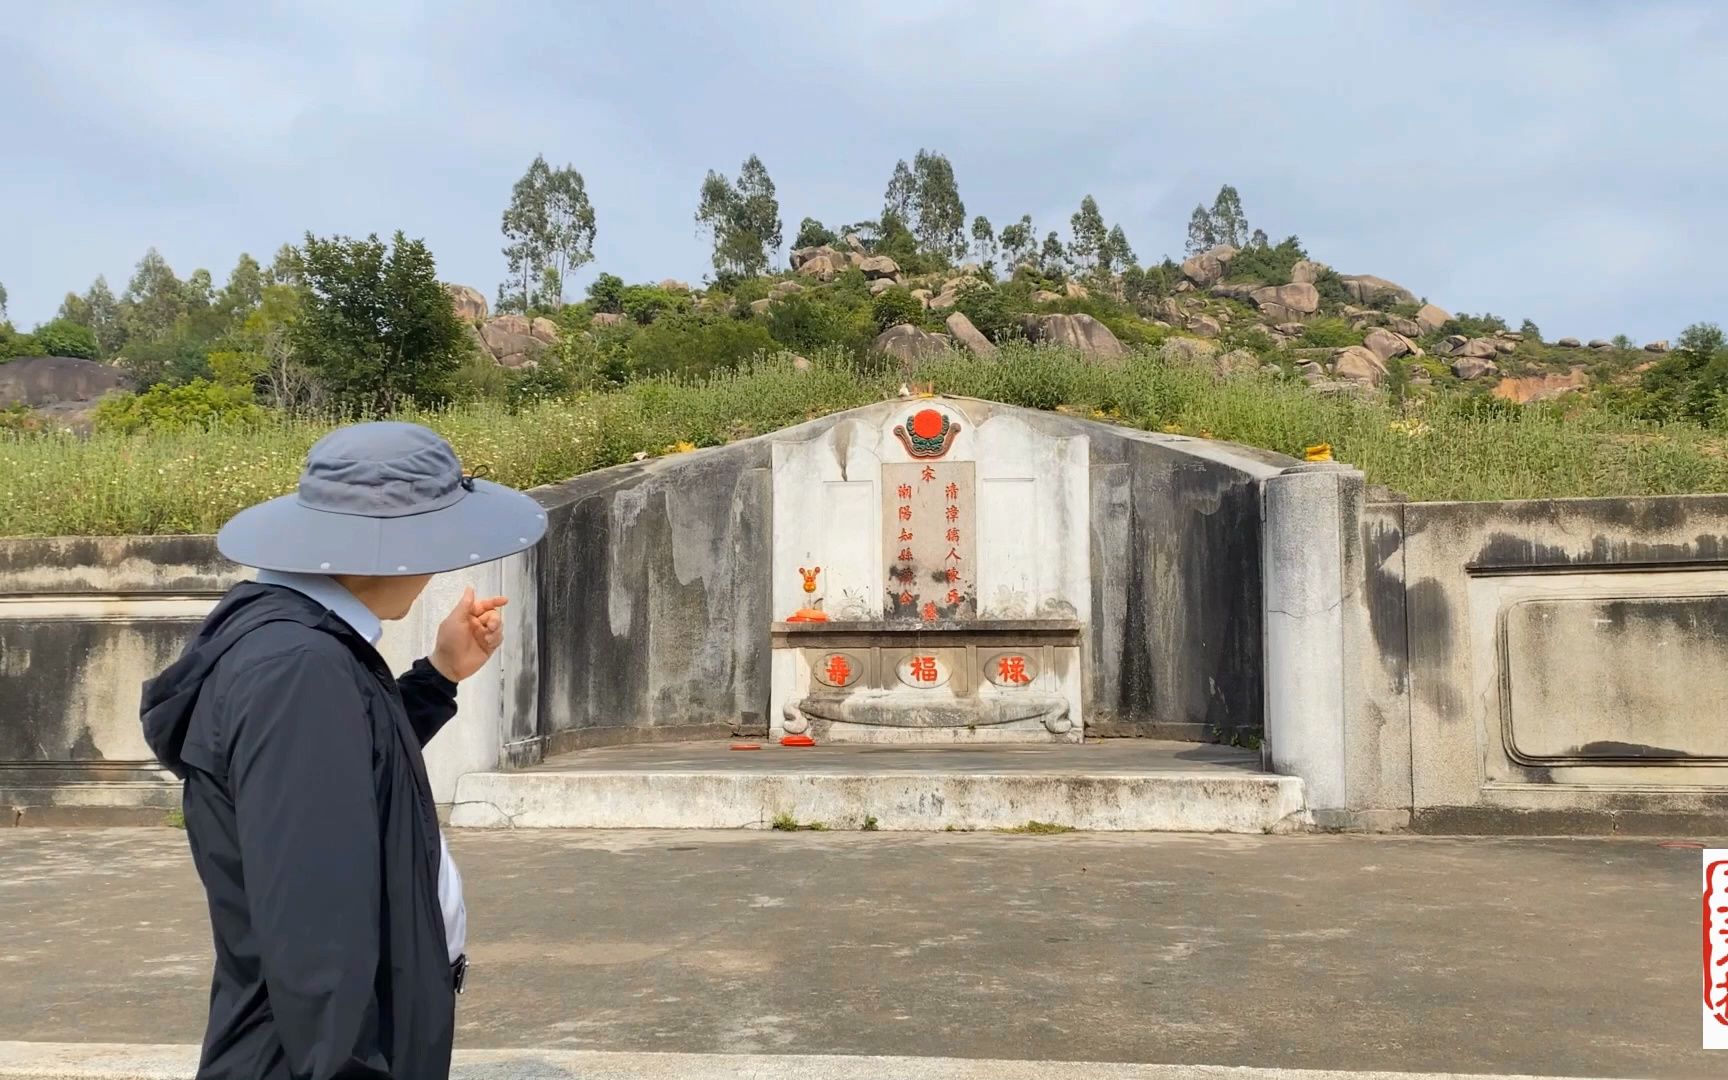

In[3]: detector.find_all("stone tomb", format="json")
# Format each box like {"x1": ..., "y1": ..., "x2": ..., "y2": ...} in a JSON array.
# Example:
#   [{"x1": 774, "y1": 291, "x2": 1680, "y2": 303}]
[{"x1": 770, "y1": 398, "x2": 1088, "y2": 743}]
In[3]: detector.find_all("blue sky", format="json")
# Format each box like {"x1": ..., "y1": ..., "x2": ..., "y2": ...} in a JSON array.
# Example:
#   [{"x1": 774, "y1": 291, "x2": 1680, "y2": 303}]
[{"x1": 2, "y1": 1, "x2": 1723, "y2": 341}]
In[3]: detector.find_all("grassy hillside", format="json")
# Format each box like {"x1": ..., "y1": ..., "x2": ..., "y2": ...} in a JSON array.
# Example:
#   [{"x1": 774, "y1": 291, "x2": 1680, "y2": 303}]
[{"x1": 6, "y1": 346, "x2": 1728, "y2": 538}]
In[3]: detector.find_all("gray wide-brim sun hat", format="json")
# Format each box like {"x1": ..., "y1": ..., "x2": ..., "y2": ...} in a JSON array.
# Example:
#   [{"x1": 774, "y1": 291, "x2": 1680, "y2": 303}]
[{"x1": 217, "y1": 422, "x2": 548, "y2": 576}]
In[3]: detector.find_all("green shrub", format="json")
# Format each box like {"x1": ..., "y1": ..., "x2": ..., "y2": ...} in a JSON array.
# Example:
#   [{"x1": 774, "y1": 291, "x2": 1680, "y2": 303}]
[
  {"x1": 504, "y1": 359, "x2": 578, "y2": 411},
  {"x1": 92, "y1": 379, "x2": 267, "y2": 434},
  {"x1": 830, "y1": 268, "x2": 872, "y2": 308},
  {"x1": 872, "y1": 288, "x2": 926, "y2": 332},
  {"x1": 1301, "y1": 318, "x2": 1364, "y2": 348},
  {"x1": 0, "y1": 323, "x2": 40, "y2": 360},
  {"x1": 1313, "y1": 268, "x2": 1351, "y2": 307},
  {"x1": 954, "y1": 285, "x2": 1029, "y2": 344},
  {"x1": 793, "y1": 217, "x2": 837, "y2": 250},
  {"x1": 767, "y1": 294, "x2": 872, "y2": 354},
  {"x1": 0, "y1": 403, "x2": 46, "y2": 432},
  {"x1": 625, "y1": 314, "x2": 778, "y2": 379},
  {"x1": 1223, "y1": 236, "x2": 1306, "y2": 286},
  {"x1": 1122, "y1": 261, "x2": 1180, "y2": 310},
  {"x1": 728, "y1": 277, "x2": 772, "y2": 307},
  {"x1": 586, "y1": 273, "x2": 625, "y2": 314},
  {"x1": 1439, "y1": 312, "x2": 1509, "y2": 339},
  {"x1": 619, "y1": 284, "x2": 690, "y2": 326},
  {"x1": 32, "y1": 319, "x2": 100, "y2": 360}
]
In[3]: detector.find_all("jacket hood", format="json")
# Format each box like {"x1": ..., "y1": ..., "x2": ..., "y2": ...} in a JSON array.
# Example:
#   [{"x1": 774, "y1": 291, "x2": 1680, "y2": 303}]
[{"x1": 141, "y1": 583, "x2": 336, "y2": 778}]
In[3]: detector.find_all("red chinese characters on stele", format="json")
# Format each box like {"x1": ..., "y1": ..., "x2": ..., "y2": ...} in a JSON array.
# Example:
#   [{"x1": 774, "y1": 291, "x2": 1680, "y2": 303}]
[
  {"x1": 996, "y1": 655, "x2": 1033, "y2": 685},
  {"x1": 1706, "y1": 851, "x2": 1728, "y2": 1048},
  {"x1": 910, "y1": 656, "x2": 939, "y2": 684}
]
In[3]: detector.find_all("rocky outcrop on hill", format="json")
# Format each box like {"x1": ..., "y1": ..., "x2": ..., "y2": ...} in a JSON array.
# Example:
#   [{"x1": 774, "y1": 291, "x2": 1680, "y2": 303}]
[
  {"x1": 1162, "y1": 338, "x2": 1219, "y2": 366},
  {"x1": 1249, "y1": 282, "x2": 1319, "y2": 319},
  {"x1": 1333, "y1": 346, "x2": 1388, "y2": 387},
  {"x1": 874, "y1": 324, "x2": 951, "y2": 364},
  {"x1": 858, "y1": 255, "x2": 901, "y2": 281},
  {"x1": 1494, "y1": 367, "x2": 1590, "y2": 403},
  {"x1": 1450, "y1": 356, "x2": 1500, "y2": 381},
  {"x1": 1363, "y1": 327, "x2": 1419, "y2": 362},
  {"x1": 1024, "y1": 313, "x2": 1126, "y2": 361},
  {"x1": 1181, "y1": 245, "x2": 1237, "y2": 288},
  {"x1": 1188, "y1": 314, "x2": 1222, "y2": 338},
  {"x1": 456, "y1": 308, "x2": 567, "y2": 367},
  {"x1": 1340, "y1": 275, "x2": 1416, "y2": 307},
  {"x1": 945, "y1": 312, "x2": 997, "y2": 358},
  {"x1": 1415, "y1": 304, "x2": 1451, "y2": 334},
  {"x1": 0, "y1": 355, "x2": 134, "y2": 432},
  {"x1": 0, "y1": 355, "x2": 132, "y2": 407},
  {"x1": 796, "y1": 252, "x2": 845, "y2": 281},
  {"x1": 445, "y1": 284, "x2": 488, "y2": 323}
]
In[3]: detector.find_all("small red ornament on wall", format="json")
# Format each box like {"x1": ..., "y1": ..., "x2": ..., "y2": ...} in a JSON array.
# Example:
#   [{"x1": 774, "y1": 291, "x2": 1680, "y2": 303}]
[
  {"x1": 788, "y1": 565, "x2": 829, "y2": 623},
  {"x1": 894, "y1": 407, "x2": 961, "y2": 459}
]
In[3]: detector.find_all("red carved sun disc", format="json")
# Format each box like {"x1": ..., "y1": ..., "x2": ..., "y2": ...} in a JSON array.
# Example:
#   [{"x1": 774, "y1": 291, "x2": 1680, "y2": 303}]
[{"x1": 910, "y1": 409, "x2": 945, "y2": 440}]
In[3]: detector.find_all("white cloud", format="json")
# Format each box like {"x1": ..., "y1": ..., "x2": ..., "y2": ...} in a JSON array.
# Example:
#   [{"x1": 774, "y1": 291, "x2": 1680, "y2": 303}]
[{"x1": 1, "y1": 0, "x2": 1723, "y2": 341}]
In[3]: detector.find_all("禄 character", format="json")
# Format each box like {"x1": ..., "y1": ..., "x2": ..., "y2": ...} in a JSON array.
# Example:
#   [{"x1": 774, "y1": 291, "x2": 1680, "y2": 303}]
[{"x1": 997, "y1": 655, "x2": 1032, "y2": 685}]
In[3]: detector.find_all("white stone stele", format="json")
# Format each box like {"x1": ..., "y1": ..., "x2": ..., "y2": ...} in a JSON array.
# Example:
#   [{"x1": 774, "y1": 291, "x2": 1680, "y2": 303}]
[{"x1": 768, "y1": 398, "x2": 1091, "y2": 743}]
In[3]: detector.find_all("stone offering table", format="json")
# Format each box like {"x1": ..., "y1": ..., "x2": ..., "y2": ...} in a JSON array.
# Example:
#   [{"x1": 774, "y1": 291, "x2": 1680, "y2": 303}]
[{"x1": 773, "y1": 619, "x2": 1082, "y2": 744}]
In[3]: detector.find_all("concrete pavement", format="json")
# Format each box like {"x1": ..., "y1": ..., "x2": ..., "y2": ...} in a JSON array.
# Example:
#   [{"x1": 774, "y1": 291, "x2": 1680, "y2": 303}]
[
  {"x1": 0, "y1": 829, "x2": 1718, "y2": 1078},
  {"x1": 0, "y1": 1043, "x2": 1641, "y2": 1079}
]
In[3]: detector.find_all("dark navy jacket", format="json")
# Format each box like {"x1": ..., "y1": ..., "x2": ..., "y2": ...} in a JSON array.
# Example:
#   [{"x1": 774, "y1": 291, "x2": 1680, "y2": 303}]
[{"x1": 142, "y1": 583, "x2": 458, "y2": 1080}]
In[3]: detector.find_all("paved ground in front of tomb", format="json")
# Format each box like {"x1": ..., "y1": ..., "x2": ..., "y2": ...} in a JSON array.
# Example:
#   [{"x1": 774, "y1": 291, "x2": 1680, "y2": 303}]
[{"x1": 0, "y1": 828, "x2": 1717, "y2": 1078}]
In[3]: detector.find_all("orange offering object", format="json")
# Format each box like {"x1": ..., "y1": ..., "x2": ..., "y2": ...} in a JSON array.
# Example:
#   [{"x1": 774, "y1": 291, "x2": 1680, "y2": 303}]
[
  {"x1": 780, "y1": 734, "x2": 816, "y2": 747},
  {"x1": 786, "y1": 608, "x2": 830, "y2": 623},
  {"x1": 730, "y1": 743, "x2": 762, "y2": 751}
]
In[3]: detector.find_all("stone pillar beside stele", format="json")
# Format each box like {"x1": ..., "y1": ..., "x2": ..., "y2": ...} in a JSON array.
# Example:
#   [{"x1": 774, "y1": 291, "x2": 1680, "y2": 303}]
[{"x1": 1261, "y1": 462, "x2": 1362, "y2": 825}]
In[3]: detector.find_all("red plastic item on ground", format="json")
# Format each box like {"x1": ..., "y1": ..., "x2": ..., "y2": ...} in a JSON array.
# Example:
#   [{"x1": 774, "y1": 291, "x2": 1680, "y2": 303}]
[
  {"x1": 779, "y1": 734, "x2": 816, "y2": 747},
  {"x1": 730, "y1": 743, "x2": 762, "y2": 751}
]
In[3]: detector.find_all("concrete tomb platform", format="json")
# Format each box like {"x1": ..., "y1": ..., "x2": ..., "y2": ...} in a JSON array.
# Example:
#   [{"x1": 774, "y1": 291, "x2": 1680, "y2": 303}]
[{"x1": 450, "y1": 740, "x2": 1306, "y2": 833}]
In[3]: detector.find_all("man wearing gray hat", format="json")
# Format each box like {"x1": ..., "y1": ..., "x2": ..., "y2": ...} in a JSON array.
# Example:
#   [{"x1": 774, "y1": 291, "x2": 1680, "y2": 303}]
[{"x1": 141, "y1": 421, "x2": 547, "y2": 1080}]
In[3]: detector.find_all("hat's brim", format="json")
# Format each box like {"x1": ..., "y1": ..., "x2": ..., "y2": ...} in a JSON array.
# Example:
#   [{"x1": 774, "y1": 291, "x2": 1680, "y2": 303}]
[{"x1": 216, "y1": 479, "x2": 548, "y2": 576}]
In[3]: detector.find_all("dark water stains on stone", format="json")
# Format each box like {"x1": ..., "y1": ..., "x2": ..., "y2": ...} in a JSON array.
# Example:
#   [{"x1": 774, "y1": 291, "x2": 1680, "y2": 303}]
[
  {"x1": 1570, "y1": 740, "x2": 1695, "y2": 760},
  {"x1": 1592, "y1": 596, "x2": 1728, "y2": 644},
  {"x1": 1362, "y1": 514, "x2": 1408, "y2": 689},
  {"x1": 1470, "y1": 529, "x2": 1728, "y2": 571}
]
